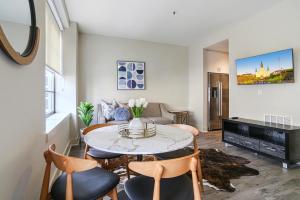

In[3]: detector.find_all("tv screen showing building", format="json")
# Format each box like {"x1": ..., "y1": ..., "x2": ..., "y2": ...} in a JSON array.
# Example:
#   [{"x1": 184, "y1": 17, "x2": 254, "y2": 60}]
[{"x1": 236, "y1": 49, "x2": 294, "y2": 85}]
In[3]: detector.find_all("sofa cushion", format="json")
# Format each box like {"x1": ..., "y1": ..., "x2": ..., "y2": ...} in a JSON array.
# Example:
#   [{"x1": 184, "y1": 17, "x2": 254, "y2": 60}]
[
  {"x1": 142, "y1": 103, "x2": 161, "y2": 117},
  {"x1": 141, "y1": 117, "x2": 173, "y2": 125},
  {"x1": 114, "y1": 107, "x2": 131, "y2": 121}
]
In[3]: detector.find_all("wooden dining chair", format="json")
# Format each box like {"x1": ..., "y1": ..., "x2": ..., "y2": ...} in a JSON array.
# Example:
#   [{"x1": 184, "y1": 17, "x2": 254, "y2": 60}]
[
  {"x1": 40, "y1": 144, "x2": 119, "y2": 200},
  {"x1": 82, "y1": 123, "x2": 130, "y2": 179},
  {"x1": 120, "y1": 151, "x2": 202, "y2": 200},
  {"x1": 155, "y1": 124, "x2": 203, "y2": 192}
]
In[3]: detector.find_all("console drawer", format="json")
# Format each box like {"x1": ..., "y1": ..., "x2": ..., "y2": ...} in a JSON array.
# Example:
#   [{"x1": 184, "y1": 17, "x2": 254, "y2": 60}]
[
  {"x1": 260, "y1": 141, "x2": 286, "y2": 159},
  {"x1": 240, "y1": 136, "x2": 259, "y2": 151},
  {"x1": 223, "y1": 131, "x2": 240, "y2": 145}
]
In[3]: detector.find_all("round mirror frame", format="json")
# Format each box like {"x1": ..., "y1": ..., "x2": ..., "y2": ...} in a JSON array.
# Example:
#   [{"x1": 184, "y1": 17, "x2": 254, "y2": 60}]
[{"x1": 0, "y1": 0, "x2": 40, "y2": 65}]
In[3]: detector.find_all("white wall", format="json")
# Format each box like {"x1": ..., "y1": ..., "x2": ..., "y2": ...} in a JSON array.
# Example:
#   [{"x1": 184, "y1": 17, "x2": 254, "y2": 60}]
[
  {"x1": 204, "y1": 50, "x2": 229, "y2": 74},
  {"x1": 0, "y1": 1, "x2": 75, "y2": 198},
  {"x1": 78, "y1": 34, "x2": 189, "y2": 117},
  {"x1": 189, "y1": 0, "x2": 300, "y2": 130}
]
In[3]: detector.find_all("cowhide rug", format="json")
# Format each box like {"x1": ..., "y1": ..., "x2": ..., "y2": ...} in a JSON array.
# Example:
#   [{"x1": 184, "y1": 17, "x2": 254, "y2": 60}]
[{"x1": 105, "y1": 148, "x2": 259, "y2": 192}]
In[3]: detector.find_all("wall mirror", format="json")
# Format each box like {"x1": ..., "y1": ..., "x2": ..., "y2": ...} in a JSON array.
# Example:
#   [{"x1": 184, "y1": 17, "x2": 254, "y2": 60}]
[{"x1": 0, "y1": 0, "x2": 40, "y2": 65}]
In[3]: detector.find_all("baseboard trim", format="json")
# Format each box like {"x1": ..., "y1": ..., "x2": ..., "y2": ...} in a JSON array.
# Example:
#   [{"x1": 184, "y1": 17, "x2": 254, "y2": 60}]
[{"x1": 49, "y1": 140, "x2": 72, "y2": 186}]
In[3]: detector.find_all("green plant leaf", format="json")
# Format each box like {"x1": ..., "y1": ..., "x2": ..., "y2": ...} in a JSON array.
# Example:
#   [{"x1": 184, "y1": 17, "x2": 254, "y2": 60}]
[{"x1": 77, "y1": 101, "x2": 94, "y2": 127}]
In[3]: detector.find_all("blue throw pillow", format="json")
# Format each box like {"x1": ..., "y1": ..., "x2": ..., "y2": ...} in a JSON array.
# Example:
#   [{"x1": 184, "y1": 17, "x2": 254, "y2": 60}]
[{"x1": 114, "y1": 107, "x2": 130, "y2": 121}]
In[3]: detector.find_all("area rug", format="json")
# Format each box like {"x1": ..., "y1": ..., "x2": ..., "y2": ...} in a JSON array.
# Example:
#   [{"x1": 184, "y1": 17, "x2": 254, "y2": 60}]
[
  {"x1": 108, "y1": 148, "x2": 259, "y2": 192},
  {"x1": 198, "y1": 148, "x2": 259, "y2": 192}
]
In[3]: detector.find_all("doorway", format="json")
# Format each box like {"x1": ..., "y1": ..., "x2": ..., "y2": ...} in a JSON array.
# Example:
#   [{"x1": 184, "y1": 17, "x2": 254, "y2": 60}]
[{"x1": 203, "y1": 40, "x2": 229, "y2": 131}]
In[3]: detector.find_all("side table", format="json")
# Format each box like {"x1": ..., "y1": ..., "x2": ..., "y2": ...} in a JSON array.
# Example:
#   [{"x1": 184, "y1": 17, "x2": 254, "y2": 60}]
[{"x1": 169, "y1": 110, "x2": 189, "y2": 125}]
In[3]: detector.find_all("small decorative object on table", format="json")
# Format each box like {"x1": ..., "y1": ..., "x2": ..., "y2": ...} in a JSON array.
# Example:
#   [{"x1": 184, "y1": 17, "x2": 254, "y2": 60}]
[
  {"x1": 118, "y1": 123, "x2": 156, "y2": 139},
  {"x1": 125, "y1": 98, "x2": 149, "y2": 137}
]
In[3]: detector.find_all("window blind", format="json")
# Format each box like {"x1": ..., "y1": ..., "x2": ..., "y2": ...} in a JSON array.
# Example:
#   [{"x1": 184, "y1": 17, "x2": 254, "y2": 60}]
[{"x1": 45, "y1": 4, "x2": 61, "y2": 74}]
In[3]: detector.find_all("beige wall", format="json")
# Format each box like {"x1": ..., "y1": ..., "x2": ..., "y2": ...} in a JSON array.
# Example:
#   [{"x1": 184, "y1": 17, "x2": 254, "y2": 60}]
[
  {"x1": 189, "y1": 0, "x2": 300, "y2": 130},
  {"x1": 0, "y1": 1, "x2": 74, "y2": 198},
  {"x1": 204, "y1": 50, "x2": 229, "y2": 74},
  {"x1": 78, "y1": 34, "x2": 189, "y2": 119}
]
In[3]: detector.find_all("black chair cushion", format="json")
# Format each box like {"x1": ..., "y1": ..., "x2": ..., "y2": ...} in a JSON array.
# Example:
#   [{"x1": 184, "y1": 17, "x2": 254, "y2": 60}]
[
  {"x1": 156, "y1": 148, "x2": 193, "y2": 160},
  {"x1": 87, "y1": 147, "x2": 122, "y2": 159},
  {"x1": 124, "y1": 175, "x2": 194, "y2": 200},
  {"x1": 51, "y1": 167, "x2": 119, "y2": 200}
]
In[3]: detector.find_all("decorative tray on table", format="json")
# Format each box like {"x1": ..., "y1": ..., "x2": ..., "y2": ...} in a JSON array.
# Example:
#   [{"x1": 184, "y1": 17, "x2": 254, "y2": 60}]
[{"x1": 118, "y1": 123, "x2": 156, "y2": 139}]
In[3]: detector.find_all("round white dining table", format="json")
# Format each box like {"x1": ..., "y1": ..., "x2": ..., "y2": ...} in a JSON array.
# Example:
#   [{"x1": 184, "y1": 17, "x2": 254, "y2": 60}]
[{"x1": 84, "y1": 124, "x2": 194, "y2": 155}]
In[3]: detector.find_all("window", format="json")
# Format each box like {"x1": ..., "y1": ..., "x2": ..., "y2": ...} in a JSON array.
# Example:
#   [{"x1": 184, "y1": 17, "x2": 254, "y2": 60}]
[
  {"x1": 45, "y1": 2, "x2": 62, "y2": 117},
  {"x1": 45, "y1": 68, "x2": 55, "y2": 117}
]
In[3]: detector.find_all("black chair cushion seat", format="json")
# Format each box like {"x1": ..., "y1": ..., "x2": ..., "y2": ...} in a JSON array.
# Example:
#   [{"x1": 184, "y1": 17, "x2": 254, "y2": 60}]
[
  {"x1": 124, "y1": 174, "x2": 194, "y2": 200},
  {"x1": 51, "y1": 167, "x2": 119, "y2": 200},
  {"x1": 156, "y1": 148, "x2": 193, "y2": 160},
  {"x1": 87, "y1": 147, "x2": 122, "y2": 159}
]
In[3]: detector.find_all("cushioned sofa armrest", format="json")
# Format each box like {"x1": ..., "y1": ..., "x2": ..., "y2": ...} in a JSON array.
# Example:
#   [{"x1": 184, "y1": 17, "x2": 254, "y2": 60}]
[
  {"x1": 97, "y1": 104, "x2": 107, "y2": 124},
  {"x1": 160, "y1": 104, "x2": 176, "y2": 123}
]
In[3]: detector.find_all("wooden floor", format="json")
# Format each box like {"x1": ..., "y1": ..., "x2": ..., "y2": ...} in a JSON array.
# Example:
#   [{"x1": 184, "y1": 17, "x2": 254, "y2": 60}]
[{"x1": 70, "y1": 131, "x2": 300, "y2": 200}]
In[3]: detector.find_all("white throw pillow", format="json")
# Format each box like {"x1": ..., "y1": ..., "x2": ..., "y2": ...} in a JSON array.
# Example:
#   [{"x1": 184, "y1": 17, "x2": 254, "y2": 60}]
[{"x1": 100, "y1": 100, "x2": 118, "y2": 120}]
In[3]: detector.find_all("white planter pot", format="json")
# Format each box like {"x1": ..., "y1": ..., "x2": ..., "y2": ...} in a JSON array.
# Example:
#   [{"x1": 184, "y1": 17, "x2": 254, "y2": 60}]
[{"x1": 129, "y1": 118, "x2": 145, "y2": 133}]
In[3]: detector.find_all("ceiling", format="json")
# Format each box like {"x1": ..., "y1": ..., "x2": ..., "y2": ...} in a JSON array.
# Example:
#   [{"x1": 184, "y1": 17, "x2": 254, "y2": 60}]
[
  {"x1": 65, "y1": 0, "x2": 282, "y2": 46},
  {"x1": 205, "y1": 40, "x2": 229, "y2": 53}
]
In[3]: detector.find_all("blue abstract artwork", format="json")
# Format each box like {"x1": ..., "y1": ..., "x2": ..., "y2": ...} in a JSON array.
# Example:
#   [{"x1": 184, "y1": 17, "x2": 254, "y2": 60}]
[{"x1": 117, "y1": 61, "x2": 145, "y2": 90}]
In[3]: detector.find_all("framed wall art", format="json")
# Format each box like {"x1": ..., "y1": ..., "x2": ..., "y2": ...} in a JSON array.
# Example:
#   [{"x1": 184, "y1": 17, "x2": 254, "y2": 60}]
[{"x1": 117, "y1": 60, "x2": 145, "y2": 90}]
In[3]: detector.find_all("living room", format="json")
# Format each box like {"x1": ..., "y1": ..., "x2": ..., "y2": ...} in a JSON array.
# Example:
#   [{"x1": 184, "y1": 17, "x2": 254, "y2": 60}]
[{"x1": 0, "y1": 0, "x2": 300, "y2": 199}]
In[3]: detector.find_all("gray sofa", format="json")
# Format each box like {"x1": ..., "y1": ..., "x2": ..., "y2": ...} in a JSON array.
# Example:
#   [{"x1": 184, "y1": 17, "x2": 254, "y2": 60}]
[{"x1": 97, "y1": 102, "x2": 176, "y2": 125}]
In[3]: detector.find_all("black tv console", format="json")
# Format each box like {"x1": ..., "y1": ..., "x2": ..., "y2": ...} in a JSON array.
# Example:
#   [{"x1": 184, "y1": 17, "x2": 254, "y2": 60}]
[{"x1": 222, "y1": 118, "x2": 300, "y2": 168}]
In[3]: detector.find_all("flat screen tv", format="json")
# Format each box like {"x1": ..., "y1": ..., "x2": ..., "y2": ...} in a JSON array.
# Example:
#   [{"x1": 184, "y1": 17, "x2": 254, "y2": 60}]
[{"x1": 236, "y1": 49, "x2": 294, "y2": 85}]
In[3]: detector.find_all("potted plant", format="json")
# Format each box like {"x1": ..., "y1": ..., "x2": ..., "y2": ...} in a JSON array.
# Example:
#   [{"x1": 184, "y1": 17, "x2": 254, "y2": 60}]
[
  {"x1": 128, "y1": 98, "x2": 148, "y2": 132},
  {"x1": 77, "y1": 101, "x2": 94, "y2": 128}
]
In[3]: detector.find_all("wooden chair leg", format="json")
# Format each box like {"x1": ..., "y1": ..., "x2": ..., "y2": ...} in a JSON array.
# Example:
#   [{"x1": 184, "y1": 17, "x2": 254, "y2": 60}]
[
  {"x1": 124, "y1": 155, "x2": 131, "y2": 179},
  {"x1": 197, "y1": 158, "x2": 204, "y2": 193},
  {"x1": 108, "y1": 188, "x2": 118, "y2": 200},
  {"x1": 83, "y1": 144, "x2": 89, "y2": 159},
  {"x1": 194, "y1": 138, "x2": 204, "y2": 193}
]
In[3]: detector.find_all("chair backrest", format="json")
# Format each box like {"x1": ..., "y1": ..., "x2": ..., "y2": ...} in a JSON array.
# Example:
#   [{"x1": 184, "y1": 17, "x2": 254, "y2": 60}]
[
  {"x1": 40, "y1": 144, "x2": 97, "y2": 200},
  {"x1": 128, "y1": 152, "x2": 201, "y2": 200},
  {"x1": 82, "y1": 123, "x2": 112, "y2": 135}
]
